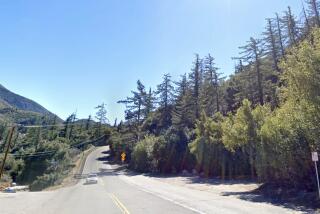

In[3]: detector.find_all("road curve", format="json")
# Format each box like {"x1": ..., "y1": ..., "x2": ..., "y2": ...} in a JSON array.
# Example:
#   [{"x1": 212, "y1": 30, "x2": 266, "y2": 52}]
[
  {"x1": 0, "y1": 146, "x2": 196, "y2": 214},
  {"x1": 0, "y1": 146, "x2": 304, "y2": 214}
]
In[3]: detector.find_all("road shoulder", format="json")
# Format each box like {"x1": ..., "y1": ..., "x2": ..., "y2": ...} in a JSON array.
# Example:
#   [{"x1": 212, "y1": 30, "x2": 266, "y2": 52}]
[{"x1": 45, "y1": 146, "x2": 96, "y2": 191}]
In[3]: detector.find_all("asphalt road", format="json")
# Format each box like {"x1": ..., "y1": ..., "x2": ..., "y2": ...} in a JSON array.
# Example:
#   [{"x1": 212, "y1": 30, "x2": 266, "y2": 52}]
[
  {"x1": 0, "y1": 146, "x2": 195, "y2": 214},
  {"x1": 0, "y1": 146, "x2": 304, "y2": 214}
]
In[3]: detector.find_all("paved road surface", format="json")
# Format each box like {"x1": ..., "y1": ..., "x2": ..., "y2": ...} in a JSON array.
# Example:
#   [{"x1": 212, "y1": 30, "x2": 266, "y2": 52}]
[{"x1": 0, "y1": 146, "x2": 303, "y2": 214}]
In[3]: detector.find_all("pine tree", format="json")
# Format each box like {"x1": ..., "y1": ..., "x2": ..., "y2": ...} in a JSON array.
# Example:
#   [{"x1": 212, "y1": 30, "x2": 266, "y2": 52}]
[
  {"x1": 283, "y1": 6, "x2": 299, "y2": 46},
  {"x1": 275, "y1": 13, "x2": 286, "y2": 57},
  {"x1": 144, "y1": 88, "x2": 155, "y2": 118},
  {"x1": 235, "y1": 59, "x2": 244, "y2": 73},
  {"x1": 48, "y1": 115, "x2": 58, "y2": 140},
  {"x1": 302, "y1": 3, "x2": 311, "y2": 35},
  {"x1": 62, "y1": 113, "x2": 76, "y2": 139},
  {"x1": 306, "y1": 0, "x2": 320, "y2": 27},
  {"x1": 95, "y1": 103, "x2": 108, "y2": 136},
  {"x1": 263, "y1": 18, "x2": 281, "y2": 73},
  {"x1": 69, "y1": 112, "x2": 77, "y2": 140},
  {"x1": 156, "y1": 74, "x2": 175, "y2": 128},
  {"x1": 239, "y1": 37, "x2": 264, "y2": 105},
  {"x1": 172, "y1": 74, "x2": 193, "y2": 129},
  {"x1": 85, "y1": 115, "x2": 92, "y2": 131},
  {"x1": 202, "y1": 54, "x2": 222, "y2": 116},
  {"x1": 189, "y1": 54, "x2": 202, "y2": 120},
  {"x1": 118, "y1": 80, "x2": 147, "y2": 125}
]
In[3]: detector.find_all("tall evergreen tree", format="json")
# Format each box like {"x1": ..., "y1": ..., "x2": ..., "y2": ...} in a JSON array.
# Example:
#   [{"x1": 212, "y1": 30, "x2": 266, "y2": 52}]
[
  {"x1": 283, "y1": 6, "x2": 299, "y2": 46},
  {"x1": 172, "y1": 74, "x2": 193, "y2": 129},
  {"x1": 85, "y1": 115, "x2": 92, "y2": 131},
  {"x1": 302, "y1": 3, "x2": 311, "y2": 35},
  {"x1": 306, "y1": 0, "x2": 320, "y2": 27},
  {"x1": 95, "y1": 103, "x2": 108, "y2": 136},
  {"x1": 275, "y1": 13, "x2": 286, "y2": 57},
  {"x1": 145, "y1": 88, "x2": 155, "y2": 118},
  {"x1": 239, "y1": 37, "x2": 264, "y2": 105},
  {"x1": 156, "y1": 73, "x2": 175, "y2": 128},
  {"x1": 189, "y1": 54, "x2": 202, "y2": 120},
  {"x1": 63, "y1": 113, "x2": 76, "y2": 139},
  {"x1": 202, "y1": 54, "x2": 222, "y2": 115},
  {"x1": 118, "y1": 80, "x2": 147, "y2": 125},
  {"x1": 263, "y1": 18, "x2": 281, "y2": 73}
]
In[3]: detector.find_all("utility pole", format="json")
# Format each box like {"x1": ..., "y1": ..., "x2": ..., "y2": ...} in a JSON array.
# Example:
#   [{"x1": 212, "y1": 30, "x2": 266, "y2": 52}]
[{"x1": 0, "y1": 126, "x2": 16, "y2": 180}]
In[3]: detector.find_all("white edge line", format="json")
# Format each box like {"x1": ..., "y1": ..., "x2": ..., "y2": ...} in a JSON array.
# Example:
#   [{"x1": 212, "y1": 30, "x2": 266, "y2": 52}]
[{"x1": 118, "y1": 175, "x2": 206, "y2": 214}]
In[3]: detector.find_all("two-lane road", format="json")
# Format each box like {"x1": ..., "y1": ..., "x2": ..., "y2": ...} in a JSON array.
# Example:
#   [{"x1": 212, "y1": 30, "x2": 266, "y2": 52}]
[
  {"x1": 0, "y1": 146, "x2": 196, "y2": 214},
  {"x1": 0, "y1": 146, "x2": 302, "y2": 214}
]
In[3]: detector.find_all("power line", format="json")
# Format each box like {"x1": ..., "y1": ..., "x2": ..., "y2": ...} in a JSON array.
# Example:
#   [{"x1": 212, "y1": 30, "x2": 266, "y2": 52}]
[
  {"x1": 10, "y1": 135, "x2": 107, "y2": 158},
  {"x1": 1, "y1": 120, "x2": 97, "y2": 128},
  {"x1": 13, "y1": 123, "x2": 82, "y2": 128},
  {"x1": 12, "y1": 151, "x2": 56, "y2": 158}
]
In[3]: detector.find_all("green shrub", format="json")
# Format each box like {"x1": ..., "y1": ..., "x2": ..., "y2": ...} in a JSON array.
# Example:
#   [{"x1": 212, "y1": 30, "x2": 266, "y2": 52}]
[
  {"x1": 131, "y1": 135, "x2": 157, "y2": 172},
  {"x1": 30, "y1": 173, "x2": 59, "y2": 191}
]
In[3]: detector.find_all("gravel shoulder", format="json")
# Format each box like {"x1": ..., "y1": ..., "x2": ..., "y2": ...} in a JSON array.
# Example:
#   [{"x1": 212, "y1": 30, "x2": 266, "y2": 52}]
[{"x1": 116, "y1": 169, "x2": 313, "y2": 214}]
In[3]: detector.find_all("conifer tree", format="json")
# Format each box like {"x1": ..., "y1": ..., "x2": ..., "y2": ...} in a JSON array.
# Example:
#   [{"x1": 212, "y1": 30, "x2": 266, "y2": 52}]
[
  {"x1": 156, "y1": 74, "x2": 174, "y2": 128},
  {"x1": 263, "y1": 18, "x2": 281, "y2": 72},
  {"x1": 144, "y1": 88, "x2": 155, "y2": 118},
  {"x1": 239, "y1": 37, "x2": 264, "y2": 105},
  {"x1": 306, "y1": 0, "x2": 320, "y2": 27},
  {"x1": 283, "y1": 6, "x2": 299, "y2": 46},
  {"x1": 172, "y1": 74, "x2": 193, "y2": 129},
  {"x1": 95, "y1": 103, "x2": 108, "y2": 136},
  {"x1": 189, "y1": 54, "x2": 202, "y2": 120},
  {"x1": 202, "y1": 54, "x2": 222, "y2": 115},
  {"x1": 118, "y1": 80, "x2": 147, "y2": 125},
  {"x1": 275, "y1": 13, "x2": 286, "y2": 57}
]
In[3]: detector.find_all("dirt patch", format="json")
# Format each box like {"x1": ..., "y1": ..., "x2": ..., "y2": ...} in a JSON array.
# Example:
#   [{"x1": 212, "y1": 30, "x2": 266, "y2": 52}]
[
  {"x1": 144, "y1": 175, "x2": 260, "y2": 194},
  {"x1": 140, "y1": 174, "x2": 318, "y2": 212}
]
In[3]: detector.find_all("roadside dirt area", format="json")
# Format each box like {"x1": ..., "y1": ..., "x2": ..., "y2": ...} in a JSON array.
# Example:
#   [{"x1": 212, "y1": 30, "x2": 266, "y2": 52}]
[{"x1": 150, "y1": 175, "x2": 260, "y2": 194}]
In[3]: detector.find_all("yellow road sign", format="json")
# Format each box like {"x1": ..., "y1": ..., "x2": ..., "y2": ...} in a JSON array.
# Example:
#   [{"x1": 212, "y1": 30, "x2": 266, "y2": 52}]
[{"x1": 121, "y1": 152, "x2": 126, "y2": 162}]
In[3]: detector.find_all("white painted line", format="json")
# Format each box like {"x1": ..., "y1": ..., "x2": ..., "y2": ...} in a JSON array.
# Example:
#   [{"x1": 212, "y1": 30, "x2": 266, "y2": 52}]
[
  {"x1": 118, "y1": 175, "x2": 205, "y2": 214},
  {"x1": 137, "y1": 186, "x2": 205, "y2": 214}
]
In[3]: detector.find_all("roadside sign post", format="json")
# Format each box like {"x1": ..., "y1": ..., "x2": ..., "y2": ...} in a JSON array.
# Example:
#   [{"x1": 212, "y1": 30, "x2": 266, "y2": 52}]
[{"x1": 312, "y1": 152, "x2": 320, "y2": 199}]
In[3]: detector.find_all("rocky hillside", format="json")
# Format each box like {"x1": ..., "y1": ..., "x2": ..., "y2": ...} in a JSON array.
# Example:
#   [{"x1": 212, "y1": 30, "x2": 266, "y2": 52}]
[{"x1": 0, "y1": 84, "x2": 61, "y2": 124}]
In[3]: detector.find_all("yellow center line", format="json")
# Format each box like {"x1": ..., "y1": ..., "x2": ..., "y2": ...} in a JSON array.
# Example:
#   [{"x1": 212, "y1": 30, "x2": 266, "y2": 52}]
[{"x1": 109, "y1": 193, "x2": 130, "y2": 214}]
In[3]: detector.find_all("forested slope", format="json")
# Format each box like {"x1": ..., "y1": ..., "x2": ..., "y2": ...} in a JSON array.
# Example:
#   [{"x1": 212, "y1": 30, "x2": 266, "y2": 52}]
[
  {"x1": 0, "y1": 84, "x2": 61, "y2": 125},
  {"x1": 0, "y1": 101, "x2": 110, "y2": 191},
  {"x1": 111, "y1": 0, "x2": 320, "y2": 192}
]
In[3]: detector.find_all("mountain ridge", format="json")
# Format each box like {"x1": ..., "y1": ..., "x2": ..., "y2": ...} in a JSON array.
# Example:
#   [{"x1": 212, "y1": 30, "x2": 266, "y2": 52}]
[{"x1": 0, "y1": 84, "x2": 61, "y2": 123}]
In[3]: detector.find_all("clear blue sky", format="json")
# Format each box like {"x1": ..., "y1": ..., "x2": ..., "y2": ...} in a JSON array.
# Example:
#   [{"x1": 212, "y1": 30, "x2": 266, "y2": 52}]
[{"x1": 0, "y1": 0, "x2": 302, "y2": 122}]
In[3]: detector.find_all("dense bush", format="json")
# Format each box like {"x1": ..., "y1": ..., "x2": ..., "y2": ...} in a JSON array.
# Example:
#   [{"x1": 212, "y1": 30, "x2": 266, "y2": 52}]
[
  {"x1": 113, "y1": 29, "x2": 320, "y2": 191},
  {"x1": 131, "y1": 135, "x2": 157, "y2": 172},
  {"x1": 29, "y1": 173, "x2": 60, "y2": 191}
]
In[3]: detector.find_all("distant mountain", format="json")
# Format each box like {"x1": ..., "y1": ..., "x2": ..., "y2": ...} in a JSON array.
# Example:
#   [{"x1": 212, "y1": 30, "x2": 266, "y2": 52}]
[{"x1": 0, "y1": 84, "x2": 61, "y2": 124}]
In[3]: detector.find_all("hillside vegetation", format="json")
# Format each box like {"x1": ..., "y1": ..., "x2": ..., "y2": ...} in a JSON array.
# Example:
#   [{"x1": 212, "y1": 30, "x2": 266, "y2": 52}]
[
  {"x1": 0, "y1": 103, "x2": 110, "y2": 191},
  {"x1": 0, "y1": 84, "x2": 61, "y2": 125},
  {"x1": 111, "y1": 1, "x2": 320, "y2": 194},
  {"x1": 0, "y1": 84, "x2": 53, "y2": 115}
]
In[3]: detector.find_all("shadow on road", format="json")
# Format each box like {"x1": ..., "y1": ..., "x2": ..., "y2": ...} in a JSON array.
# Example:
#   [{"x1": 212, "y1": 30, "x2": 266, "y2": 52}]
[
  {"x1": 221, "y1": 184, "x2": 319, "y2": 212},
  {"x1": 91, "y1": 149, "x2": 319, "y2": 212},
  {"x1": 96, "y1": 156, "x2": 110, "y2": 162}
]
